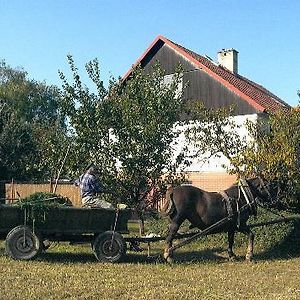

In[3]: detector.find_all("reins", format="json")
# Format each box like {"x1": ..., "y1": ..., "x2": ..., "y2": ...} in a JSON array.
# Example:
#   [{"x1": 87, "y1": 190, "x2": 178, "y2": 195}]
[{"x1": 256, "y1": 202, "x2": 287, "y2": 222}]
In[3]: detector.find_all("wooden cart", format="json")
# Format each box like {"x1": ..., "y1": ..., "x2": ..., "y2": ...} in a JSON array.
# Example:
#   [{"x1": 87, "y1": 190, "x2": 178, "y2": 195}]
[
  {"x1": 0, "y1": 204, "x2": 131, "y2": 262},
  {"x1": 2, "y1": 203, "x2": 297, "y2": 263}
]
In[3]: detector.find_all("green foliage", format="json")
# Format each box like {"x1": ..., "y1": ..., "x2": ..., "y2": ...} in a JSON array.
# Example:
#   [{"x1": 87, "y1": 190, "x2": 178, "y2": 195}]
[
  {"x1": 0, "y1": 60, "x2": 69, "y2": 181},
  {"x1": 106, "y1": 65, "x2": 186, "y2": 206},
  {"x1": 185, "y1": 102, "x2": 248, "y2": 174},
  {"x1": 235, "y1": 110, "x2": 300, "y2": 207},
  {"x1": 187, "y1": 102, "x2": 300, "y2": 208},
  {"x1": 60, "y1": 58, "x2": 187, "y2": 207},
  {"x1": 59, "y1": 55, "x2": 112, "y2": 178},
  {"x1": 14, "y1": 192, "x2": 72, "y2": 224}
]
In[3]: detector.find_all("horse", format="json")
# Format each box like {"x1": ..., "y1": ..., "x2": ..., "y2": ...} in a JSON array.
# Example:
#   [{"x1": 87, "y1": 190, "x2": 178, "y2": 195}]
[{"x1": 160, "y1": 177, "x2": 279, "y2": 263}]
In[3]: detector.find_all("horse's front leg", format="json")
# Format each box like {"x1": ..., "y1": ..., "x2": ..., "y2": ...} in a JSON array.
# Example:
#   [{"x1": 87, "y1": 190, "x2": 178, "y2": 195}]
[
  {"x1": 227, "y1": 230, "x2": 237, "y2": 261},
  {"x1": 240, "y1": 225, "x2": 255, "y2": 261},
  {"x1": 164, "y1": 216, "x2": 184, "y2": 263}
]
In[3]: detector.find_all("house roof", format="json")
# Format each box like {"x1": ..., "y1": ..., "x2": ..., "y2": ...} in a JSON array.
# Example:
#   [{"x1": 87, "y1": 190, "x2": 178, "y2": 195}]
[{"x1": 123, "y1": 35, "x2": 291, "y2": 114}]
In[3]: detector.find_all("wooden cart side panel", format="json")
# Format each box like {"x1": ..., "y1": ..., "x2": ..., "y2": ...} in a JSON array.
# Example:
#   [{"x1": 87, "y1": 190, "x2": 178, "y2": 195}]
[
  {"x1": 0, "y1": 206, "x2": 131, "y2": 237},
  {"x1": 0, "y1": 206, "x2": 24, "y2": 233}
]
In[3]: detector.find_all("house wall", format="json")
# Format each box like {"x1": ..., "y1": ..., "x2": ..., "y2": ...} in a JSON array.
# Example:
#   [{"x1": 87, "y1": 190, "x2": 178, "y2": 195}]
[
  {"x1": 173, "y1": 114, "x2": 259, "y2": 172},
  {"x1": 186, "y1": 172, "x2": 237, "y2": 191},
  {"x1": 142, "y1": 43, "x2": 258, "y2": 116}
]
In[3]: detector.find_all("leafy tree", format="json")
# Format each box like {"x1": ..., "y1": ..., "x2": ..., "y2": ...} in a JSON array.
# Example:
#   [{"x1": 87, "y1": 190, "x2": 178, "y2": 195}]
[
  {"x1": 236, "y1": 109, "x2": 300, "y2": 207},
  {"x1": 59, "y1": 55, "x2": 112, "y2": 179},
  {"x1": 106, "y1": 65, "x2": 186, "y2": 207},
  {"x1": 59, "y1": 57, "x2": 187, "y2": 209},
  {"x1": 0, "y1": 60, "x2": 68, "y2": 181},
  {"x1": 187, "y1": 101, "x2": 300, "y2": 208}
]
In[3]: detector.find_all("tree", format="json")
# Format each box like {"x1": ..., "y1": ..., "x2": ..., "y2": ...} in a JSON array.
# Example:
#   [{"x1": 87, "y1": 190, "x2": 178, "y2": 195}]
[
  {"x1": 59, "y1": 55, "x2": 112, "y2": 179},
  {"x1": 237, "y1": 109, "x2": 300, "y2": 207},
  {"x1": 187, "y1": 101, "x2": 300, "y2": 208},
  {"x1": 0, "y1": 60, "x2": 68, "y2": 181},
  {"x1": 106, "y1": 65, "x2": 186, "y2": 207},
  {"x1": 59, "y1": 57, "x2": 187, "y2": 208}
]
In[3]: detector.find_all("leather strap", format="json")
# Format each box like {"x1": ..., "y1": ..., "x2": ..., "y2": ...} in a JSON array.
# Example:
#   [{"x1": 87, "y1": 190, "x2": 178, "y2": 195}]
[{"x1": 220, "y1": 191, "x2": 234, "y2": 218}]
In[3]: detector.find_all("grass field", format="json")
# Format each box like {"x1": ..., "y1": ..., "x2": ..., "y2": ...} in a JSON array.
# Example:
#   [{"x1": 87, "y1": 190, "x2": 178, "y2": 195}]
[{"x1": 1, "y1": 214, "x2": 300, "y2": 300}]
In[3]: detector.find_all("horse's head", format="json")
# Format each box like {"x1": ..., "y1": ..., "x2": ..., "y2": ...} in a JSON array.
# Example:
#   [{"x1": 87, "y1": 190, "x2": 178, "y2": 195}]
[{"x1": 247, "y1": 177, "x2": 280, "y2": 207}]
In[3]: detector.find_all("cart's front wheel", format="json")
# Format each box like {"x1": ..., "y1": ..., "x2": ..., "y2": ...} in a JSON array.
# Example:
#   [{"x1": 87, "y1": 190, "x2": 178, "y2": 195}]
[
  {"x1": 5, "y1": 225, "x2": 41, "y2": 260},
  {"x1": 93, "y1": 231, "x2": 126, "y2": 263}
]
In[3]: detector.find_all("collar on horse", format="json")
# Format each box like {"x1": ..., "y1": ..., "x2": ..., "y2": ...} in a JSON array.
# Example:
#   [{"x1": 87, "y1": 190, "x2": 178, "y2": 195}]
[
  {"x1": 238, "y1": 178, "x2": 257, "y2": 216},
  {"x1": 221, "y1": 178, "x2": 257, "y2": 223}
]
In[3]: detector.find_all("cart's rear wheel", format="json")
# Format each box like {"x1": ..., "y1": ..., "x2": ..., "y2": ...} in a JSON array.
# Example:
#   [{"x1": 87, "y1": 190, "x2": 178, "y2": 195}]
[
  {"x1": 5, "y1": 225, "x2": 41, "y2": 260},
  {"x1": 93, "y1": 231, "x2": 126, "y2": 263}
]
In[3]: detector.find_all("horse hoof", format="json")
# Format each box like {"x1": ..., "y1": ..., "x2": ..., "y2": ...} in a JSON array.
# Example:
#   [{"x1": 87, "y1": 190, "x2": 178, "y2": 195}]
[
  {"x1": 245, "y1": 253, "x2": 254, "y2": 262},
  {"x1": 166, "y1": 256, "x2": 174, "y2": 264},
  {"x1": 163, "y1": 251, "x2": 169, "y2": 260},
  {"x1": 228, "y1": 255, "x2": 237, "y2": 262}
]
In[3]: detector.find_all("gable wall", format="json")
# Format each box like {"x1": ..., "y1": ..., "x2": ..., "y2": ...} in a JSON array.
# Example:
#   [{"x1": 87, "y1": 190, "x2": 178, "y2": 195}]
[{"x1": 142, "y1": 43, "x2": 258, "y2": 116}]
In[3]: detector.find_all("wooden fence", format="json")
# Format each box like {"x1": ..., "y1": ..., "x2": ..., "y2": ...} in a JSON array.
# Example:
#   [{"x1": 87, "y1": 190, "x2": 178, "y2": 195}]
[
  {"x1": 3, "y1": 172, "x2": 237, "y2": 208},
  {"x1": 4, "y1": 182, "x2": 81, "y2": 207}
]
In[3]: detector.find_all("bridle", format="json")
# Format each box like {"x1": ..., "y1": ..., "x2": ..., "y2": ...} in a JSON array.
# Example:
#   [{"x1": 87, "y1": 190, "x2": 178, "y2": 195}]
[
  {"x1": 257, "y1": 176, "x2": 279, "y2": 206},
  {"x1": 237, "y1": 177, "x2": 279, "y2": 215},
  {"x1": 222, "y1": 177, "x2": 280, "y2": 227}
]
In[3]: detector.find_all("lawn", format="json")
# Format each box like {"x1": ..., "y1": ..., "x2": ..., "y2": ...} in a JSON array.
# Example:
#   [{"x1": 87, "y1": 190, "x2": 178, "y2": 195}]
[{"x1": 1, "y1": 214, "x2": 300, "y2": 300}]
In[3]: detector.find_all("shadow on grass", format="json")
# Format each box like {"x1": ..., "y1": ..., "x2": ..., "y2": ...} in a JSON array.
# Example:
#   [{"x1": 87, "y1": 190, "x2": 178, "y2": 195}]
[
  {"x1": 2, "y1": 221, "x2": 300, "y2": 264},
  {"x1": 37, "y1": 251, "x2": 97, "y2": 264},
  {"x1": 172, "y1": 247, "x2": 230, "y2": 264},
  {"x1": 255, "y1": 220, "x2": 300, "y2": 261},
  {"x1": 0, "y1": 244, "x2": 5, "y2": 256},
  {"x1": 34, "y1": 244, "x2": 228, "y2": 265}
]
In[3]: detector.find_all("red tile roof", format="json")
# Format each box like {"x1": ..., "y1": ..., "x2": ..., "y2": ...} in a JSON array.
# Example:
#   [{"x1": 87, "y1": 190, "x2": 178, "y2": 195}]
[{"x1": 124, "y1": 35, "x2": 291, "y2": 113}]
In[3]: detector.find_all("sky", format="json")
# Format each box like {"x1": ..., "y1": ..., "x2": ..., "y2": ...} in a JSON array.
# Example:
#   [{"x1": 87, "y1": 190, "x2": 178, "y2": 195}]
[{"x1": 0, "y1": 0, "x2": 299, "y2": 106}]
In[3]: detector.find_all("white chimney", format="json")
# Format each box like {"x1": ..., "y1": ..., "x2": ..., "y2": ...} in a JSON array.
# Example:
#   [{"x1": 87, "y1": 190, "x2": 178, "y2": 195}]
[{"x1": 217, "y1": 49, "x2": 238, "y2": 74}]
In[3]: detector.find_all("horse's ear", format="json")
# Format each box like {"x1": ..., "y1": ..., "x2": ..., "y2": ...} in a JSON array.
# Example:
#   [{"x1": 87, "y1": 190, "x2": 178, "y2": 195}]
[{"x1": 257, "y1": 172, "x2": 266, "y2": 180}]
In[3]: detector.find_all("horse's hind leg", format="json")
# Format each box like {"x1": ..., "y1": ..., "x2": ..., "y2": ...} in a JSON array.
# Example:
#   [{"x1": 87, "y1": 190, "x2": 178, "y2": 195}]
[
  {"x1": 240, "y1": 225, "x2": 255, "y2": 261},
  {"x1": 164, "y1": 215, "x2": 184, "y2": 263},
  {"x1": 227, "y1": 230, "x2": 237, "y2": 261}
]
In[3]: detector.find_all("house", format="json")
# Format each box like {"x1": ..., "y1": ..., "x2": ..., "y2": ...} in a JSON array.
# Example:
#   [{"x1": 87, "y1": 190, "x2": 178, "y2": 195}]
[{"x1": 125, "y1": 35, "x2": 291, "y2": 191}]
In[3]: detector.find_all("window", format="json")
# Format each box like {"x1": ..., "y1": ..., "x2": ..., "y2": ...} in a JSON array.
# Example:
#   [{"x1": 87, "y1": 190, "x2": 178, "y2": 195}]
[{"x1": 162, "y1": 73, "x2": 183, "y2": 99}]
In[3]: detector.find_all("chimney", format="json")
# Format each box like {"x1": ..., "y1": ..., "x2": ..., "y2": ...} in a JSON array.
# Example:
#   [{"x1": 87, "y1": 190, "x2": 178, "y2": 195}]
[{"x1": 217, "y1": 48, "x2": 238, "y2": 74}]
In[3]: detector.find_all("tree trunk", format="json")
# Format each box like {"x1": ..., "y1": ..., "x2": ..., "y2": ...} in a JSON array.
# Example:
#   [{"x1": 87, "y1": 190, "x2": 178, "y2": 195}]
[{"x1": 139, "y1": 217, "x2": 145, "y2": 236}]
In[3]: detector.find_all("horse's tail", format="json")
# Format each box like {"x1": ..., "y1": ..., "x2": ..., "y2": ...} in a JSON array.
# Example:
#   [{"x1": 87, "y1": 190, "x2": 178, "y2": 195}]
[{"x1": 159, "y1": 185, "x2": 175, "y2": 217}]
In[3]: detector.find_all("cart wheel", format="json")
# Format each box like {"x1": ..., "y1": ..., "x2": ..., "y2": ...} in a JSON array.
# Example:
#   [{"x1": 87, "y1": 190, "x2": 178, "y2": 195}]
[
  {"x1": 5, "y1": 225, "x2": 41, "y2": 260},
  {"x1": 93, "y1": 231, "x2": 126, "y2": 263}
]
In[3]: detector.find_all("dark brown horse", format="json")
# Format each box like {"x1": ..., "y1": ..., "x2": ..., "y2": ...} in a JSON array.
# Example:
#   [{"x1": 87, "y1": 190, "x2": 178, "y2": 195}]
[{"x1": 161, "y1": 177, "x2": 278, "y2": 262}]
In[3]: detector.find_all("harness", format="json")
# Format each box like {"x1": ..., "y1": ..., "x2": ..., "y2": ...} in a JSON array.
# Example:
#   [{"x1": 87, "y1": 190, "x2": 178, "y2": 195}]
[
  {"x1": 221, "y1": 178, "x2": 257, "y2": 227},
  {"x1": 239, "y1": 178, "x2": 257, "y2": 216},
  {"x1": 220, "y1": 191, "x2": 234, "y2": 219}
]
